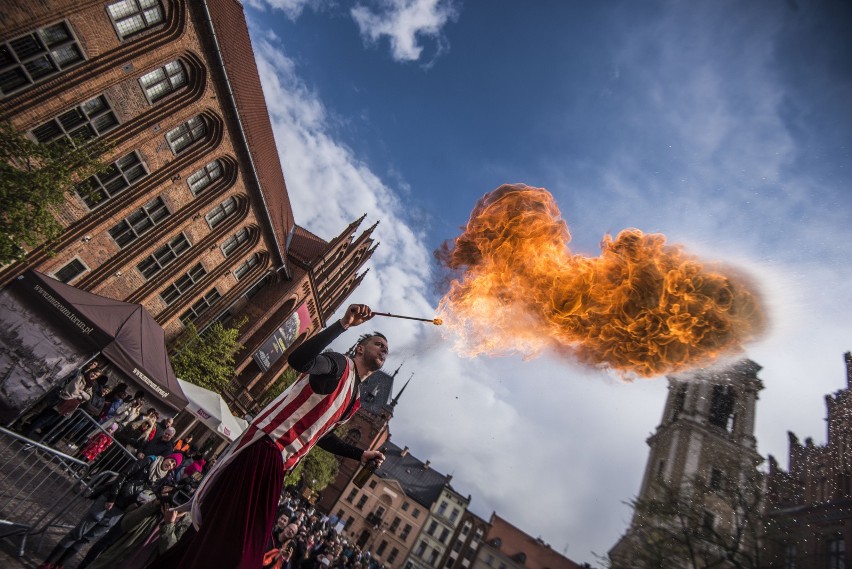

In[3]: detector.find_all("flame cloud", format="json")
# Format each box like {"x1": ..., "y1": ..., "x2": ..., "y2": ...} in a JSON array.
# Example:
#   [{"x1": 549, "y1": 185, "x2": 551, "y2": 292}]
[{"x1": 435, "y1": 184, "x2": 767, "y2": 378}]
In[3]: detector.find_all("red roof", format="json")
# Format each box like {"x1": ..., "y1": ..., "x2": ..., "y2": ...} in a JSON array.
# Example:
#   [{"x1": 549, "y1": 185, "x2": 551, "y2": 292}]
[
  {"x1": 289, "y1": 225, "x2": 330, "y2": 267},
  {"x1": 205, "y1": 0, "x2": 295, "y2": 263}
]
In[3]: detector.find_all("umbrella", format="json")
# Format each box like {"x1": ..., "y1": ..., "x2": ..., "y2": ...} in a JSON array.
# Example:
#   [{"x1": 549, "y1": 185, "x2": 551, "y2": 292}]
[
  {"x1": 13, "y1": 270, "x2": 188, "y2": 411},
  {"x1": 177, "y1": 379, "x2": 246, "y2": 441}
]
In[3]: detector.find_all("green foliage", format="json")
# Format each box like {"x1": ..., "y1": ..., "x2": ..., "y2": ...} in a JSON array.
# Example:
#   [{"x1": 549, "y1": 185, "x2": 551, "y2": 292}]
[
  {"x1": 0, "y1": 121, "x2": 108, "y2": 264},
  {"x1": 260, "y1": 367, "x2": 300, "y2": 407},
  {"x1": 171, "y1": 317, "x2": 247, "y2": 394},
  {"x1": 284, "y1": 445, "x2": 340, "y2": 491}
]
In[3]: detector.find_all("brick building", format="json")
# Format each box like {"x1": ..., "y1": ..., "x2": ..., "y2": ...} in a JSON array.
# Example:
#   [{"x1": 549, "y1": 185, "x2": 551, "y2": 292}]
[
  {"x1": 472, "y1": 514, "x2": 581, "y2": 569},
  {"x1": 1, "y1": 0, "x2": 375, "y2": 414},
  {"x1": 764, "y1": 352, "x2": 852, "y2": 568}
]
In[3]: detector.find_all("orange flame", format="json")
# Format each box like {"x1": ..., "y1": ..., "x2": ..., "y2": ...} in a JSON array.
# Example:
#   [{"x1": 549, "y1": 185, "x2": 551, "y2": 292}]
[{"x1": 435, "y1": 184, "x2": 767, "y2": 378}]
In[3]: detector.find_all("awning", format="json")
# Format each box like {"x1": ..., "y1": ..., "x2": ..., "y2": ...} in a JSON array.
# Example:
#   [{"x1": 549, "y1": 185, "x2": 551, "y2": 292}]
[
  {"x1": 178, "y1": 379, "x2": 246, "y2": 441},
  {"x1": 13, "y1": 270, "x2": 187, "y2": 411}
]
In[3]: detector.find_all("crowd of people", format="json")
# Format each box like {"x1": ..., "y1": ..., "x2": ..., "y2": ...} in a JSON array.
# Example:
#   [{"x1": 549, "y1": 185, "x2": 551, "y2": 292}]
[{"x1": 16, "y1": 304, "x2": 391, "y2": 569}]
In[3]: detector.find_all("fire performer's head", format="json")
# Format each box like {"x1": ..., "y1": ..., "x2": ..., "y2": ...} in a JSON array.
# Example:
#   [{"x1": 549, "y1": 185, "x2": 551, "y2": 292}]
[
  {"x1": 349, "y1": 332, "x2": 389, "y2": 377},
  {"x1": 436, "y1": 183, "x2": 767, "y2": 378}
]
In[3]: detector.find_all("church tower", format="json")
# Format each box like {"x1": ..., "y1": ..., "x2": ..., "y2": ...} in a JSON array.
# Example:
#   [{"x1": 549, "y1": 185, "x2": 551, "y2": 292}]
[{"x1": 609, "y1": 359, "x2": 764, "y2": 567}]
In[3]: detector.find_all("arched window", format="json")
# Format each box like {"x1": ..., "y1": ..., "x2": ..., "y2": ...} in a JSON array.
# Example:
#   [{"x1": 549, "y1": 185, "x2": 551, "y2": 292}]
[
  {"x1": 166, "y1": 115, "x2": 206, "y2": 154},
  {"x1": 139, "y1": 60, "x2": 186, "y2": 103},
  {"x1": 107, "y1": 0, "x2": 165, "y2": 40},
  {"x1": 187, "y1": 159, "x2": 223, "y2": 195}
]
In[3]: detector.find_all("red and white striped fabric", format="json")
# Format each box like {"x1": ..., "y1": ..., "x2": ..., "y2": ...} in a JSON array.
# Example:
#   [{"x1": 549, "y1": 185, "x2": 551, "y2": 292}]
[{"x1": 188, "y1": 355, "x2": 361, "y2": 528}]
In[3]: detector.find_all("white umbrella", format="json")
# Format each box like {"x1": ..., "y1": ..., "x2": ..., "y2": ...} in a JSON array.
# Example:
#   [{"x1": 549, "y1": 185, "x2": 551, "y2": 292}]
[{"x1": 177, "y1": 379, "x2": 247, "y2": 441}]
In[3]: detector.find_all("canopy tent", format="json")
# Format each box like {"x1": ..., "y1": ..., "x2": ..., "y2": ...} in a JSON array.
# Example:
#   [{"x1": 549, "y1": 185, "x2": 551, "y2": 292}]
[
  {"x1": 13, "y1": 270, "x2": 187, "y2": 411},
  {"x1": 177, "y1": 379, "x2": 246, "y2": 441}
]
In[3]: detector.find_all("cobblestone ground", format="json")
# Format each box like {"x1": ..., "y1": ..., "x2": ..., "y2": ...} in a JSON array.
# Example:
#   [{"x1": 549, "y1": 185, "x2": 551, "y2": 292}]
[{"x1": 0, "y1": 435, "x2": 100, "y2": 568}]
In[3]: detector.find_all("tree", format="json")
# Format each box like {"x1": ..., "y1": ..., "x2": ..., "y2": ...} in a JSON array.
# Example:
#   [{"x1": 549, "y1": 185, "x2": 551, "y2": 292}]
[
  {"x1": 170, "y1": 317, "x2": 247, "y2": 393},
  {"x1": 608, "y1": 473, "x2": 771, "y2": 569},
  {"x1": 0, "y1": 121, "x2": 108, "y2": 264},
  {"x1": 284, "y1": 446, "x2": 340, "y2": 492}
]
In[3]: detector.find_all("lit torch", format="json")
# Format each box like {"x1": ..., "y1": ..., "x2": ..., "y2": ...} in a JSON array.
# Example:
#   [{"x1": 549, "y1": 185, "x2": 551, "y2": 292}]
[{"x1": 435, "y1": 183, "x2": 767, "y2": 378}]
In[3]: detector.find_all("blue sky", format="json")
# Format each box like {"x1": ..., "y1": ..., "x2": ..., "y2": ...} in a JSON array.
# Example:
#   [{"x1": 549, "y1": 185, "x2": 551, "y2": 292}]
[{"x1": 243, "y1": 0, "x2": 852, "y2": 563}]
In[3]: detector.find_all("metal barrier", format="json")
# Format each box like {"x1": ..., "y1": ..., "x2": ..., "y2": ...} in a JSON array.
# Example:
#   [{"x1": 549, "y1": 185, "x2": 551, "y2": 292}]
[{"x1": 0, "y1": 408, "x2": 137, "y2": 557}]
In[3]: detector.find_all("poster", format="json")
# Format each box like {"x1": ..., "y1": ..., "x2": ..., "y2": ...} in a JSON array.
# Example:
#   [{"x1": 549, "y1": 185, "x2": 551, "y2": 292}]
[{"x1": 253, "y1": 302, "x2": 311, "y2": 372}]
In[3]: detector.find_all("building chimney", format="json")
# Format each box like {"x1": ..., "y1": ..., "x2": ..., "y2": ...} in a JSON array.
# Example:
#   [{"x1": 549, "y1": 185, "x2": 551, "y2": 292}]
[
  {"x1": 845, "y1": 352, "x2": 852, "y2": 389},
  {"x1": 424, "y1": 460, "x2": 431, "y2": 470},
  {"x1": 401, "y1": 446, "x2": 409, "y2": 457}
]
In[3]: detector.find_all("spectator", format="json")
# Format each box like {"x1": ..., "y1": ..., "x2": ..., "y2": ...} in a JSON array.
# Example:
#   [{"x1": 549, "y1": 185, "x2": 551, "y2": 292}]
[
  {"x1": 36, "y1": 453, "x2": 180, "y2": 569},
  {"x1": 139, "y1": 427, "x2": 176, "y2": 458}
]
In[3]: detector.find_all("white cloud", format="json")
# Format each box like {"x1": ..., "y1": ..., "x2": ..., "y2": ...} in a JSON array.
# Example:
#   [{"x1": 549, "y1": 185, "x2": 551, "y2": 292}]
[{"x1": 351, "y1": 0, "x2": 459, "y2": 63}]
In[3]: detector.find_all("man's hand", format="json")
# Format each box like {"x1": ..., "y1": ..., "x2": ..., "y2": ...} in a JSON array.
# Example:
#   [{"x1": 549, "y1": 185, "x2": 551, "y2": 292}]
[
  {"x1": 340, "y1": 304, "x2": 374, "y2": 330},
  {"x1": 361, "y1": 449, "x2": 385, "y2": 467}
]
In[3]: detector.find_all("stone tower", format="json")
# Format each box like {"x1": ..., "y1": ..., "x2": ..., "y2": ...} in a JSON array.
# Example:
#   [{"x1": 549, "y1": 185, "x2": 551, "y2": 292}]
[{"x1": 609, "y1": 359, "x2": 765, "y2": 567}]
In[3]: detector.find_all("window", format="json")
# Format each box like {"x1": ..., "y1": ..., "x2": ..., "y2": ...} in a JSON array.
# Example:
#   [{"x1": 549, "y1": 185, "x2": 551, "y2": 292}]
[
  {"x1": 437, "y1": 501, "x2": 448, "y2": 516},
  {"x1": 137, "y1": 233, "x2": 190, "y2": 279},
  {"x1": 345, "y1": 489, "x2": 357, "y2": 503},
  {"x1": 31, "y1": 95, "x2": 118, "y2": 145},
  {"x1": 671, "y1": 384, "x2": 687, "y2": 421},
  {"x1": 160, "y1": 263, "x2": 206, "y2": 305},
  {"x1": 1, "y1": 22, "x2": 84, "y2": 96},
  {"x1": 427, "y1": 521, "x2": 438, "y2": 536},
  {"x1": 388, "y1": 549, "x2": 399, "y2": 564},
  {"x1": 402, "y1": 501, "x2": 410, "y2": 511},
  {"x1": 782, "y1": 544, "x2": 796, "y2": 569},
  {"x1": 54, "y1": 258, "x2": 86, "y2": 283},
  {"x1": 77, "y1": 152, "x2": 146, "y2": 209},
  {"x1": 461, "y1": 524, "x2": 470, "y2": 535},
  {"x1": 244, "y1": 274, "x2": 271, "y2": 299},
  {"x1": 449, "y1": 508, "x2": 459, "y2": 523},
  {"x1": 187, "y1": 159, "x2": 223, "y2": 195},
  {"x1": 400, "y1": 524, "x2": 412, "y2": 540},
  {"x1": 205, "y1": 196, "x2": 237, "y2": 229},
  {"x1": 413, "y1": 508, "x2": 420, "y2": 518},
  {"x1": 336, "y1": 510, "x2": 344, "y2": 519},
  {"x1": 709, "y1": 468, "x2": 723, "y2": 491},
  {"x1": 439, "y1": 528, "x2": 450, "y2": 543},
  {"x1": 107, "y1": 0, "x2": 165, "y2": 39},
  {"x1": 221, "y1": 228, "x2": 249, "y2": 257},
  {"x1": 702, "y1": 511, "x2": 715, "y2": 532},
  {"x1": 355, "y1": 495, "x2": 367, "y2": 510},
  {"x1": 346, "y1": 516, "x2": 354, "y2": 528},
  {"x1": 375, "y1": 540, "x2": 387, "y2": 556},
  {"x1": 416, "y1": 541, "x2": 427, "y2": 557},
  {"x1": 827, "y1": 535, "x2": 845, "y2": 569},
  {"x1": 453, "y1": 540, "x2": 463, "y2": 553},
  {"x1": 709, "y1": 385, "x2": 736, "y2": 431},
  {"x1": 166, "y1": 115, "x2": 206, "y2": 154},
  {"x1": 109, "y1": 196, "x2": 169, "y2": 248},
  {"x1": 446, "y1": 558, "x2": 455, "y2": 568},
  {"x1": 516, "y1": 553, "x2": 526, "y2": 564},
  {"x1": 389, "y1": 517, "x2": 400, "y2": 533},
  {"x1": 139, "y1": 60, "x2": 185, "y2": 103},
  {"x1": 180, "y1": 288, "x2": 221, "y2": 324},
  {"x1": 429, "y1": 549, "x2": 439, "y2": 566},
  {"x1": 464, "y1": 548, "x2": 475, "y2": 560},
  {"x1": 368, "y1": 480, "x2": 377, "y2": 489}
]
